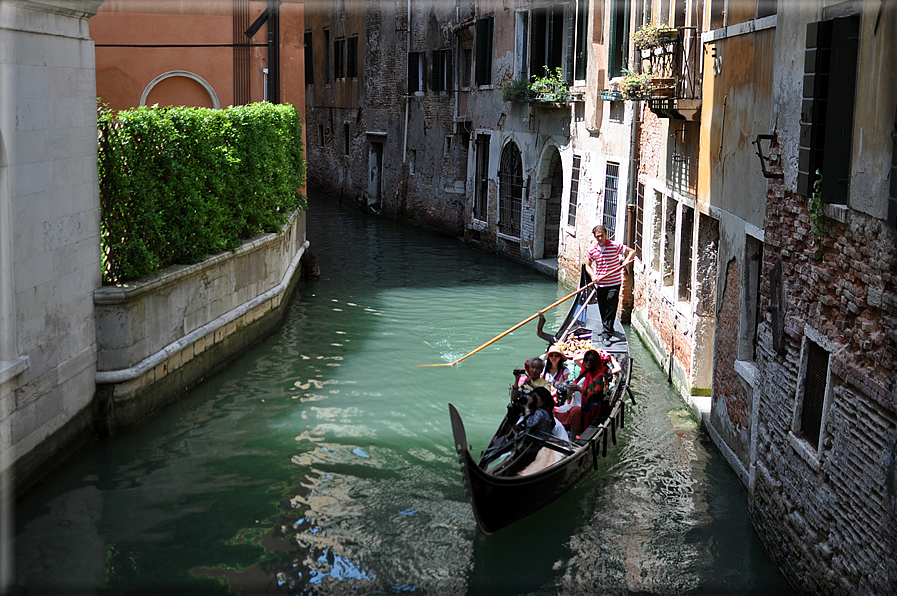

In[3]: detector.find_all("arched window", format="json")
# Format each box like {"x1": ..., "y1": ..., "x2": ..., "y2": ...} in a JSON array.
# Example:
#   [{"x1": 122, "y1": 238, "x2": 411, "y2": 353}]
[{"x1": 498, "y1": 142, "x2": 523, "y2": 237}]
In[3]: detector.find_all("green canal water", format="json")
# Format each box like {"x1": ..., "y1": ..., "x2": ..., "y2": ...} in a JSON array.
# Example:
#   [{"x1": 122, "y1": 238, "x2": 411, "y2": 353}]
[{"x1": 13, "y1": 191, "x2": 793, "y2": 595}]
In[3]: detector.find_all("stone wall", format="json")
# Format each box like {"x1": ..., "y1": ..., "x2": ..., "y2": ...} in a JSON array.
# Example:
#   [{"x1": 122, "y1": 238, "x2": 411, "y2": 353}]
[
  {"x1": 93, "y1": 211, "x2": 308, "y2": 436},
  {"x1": 0, "y1": 0, "x2": 106, "y2": 497}
]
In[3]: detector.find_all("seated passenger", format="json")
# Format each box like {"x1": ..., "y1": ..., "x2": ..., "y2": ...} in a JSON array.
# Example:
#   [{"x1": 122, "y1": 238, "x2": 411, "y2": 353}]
[
  {"x1": 493, "y1": 387, "x2": 556, "y2": 476},
  {"x1": 554, "y1": 349, "x2": 614, "y2": 434},
  {"x1": 513, "y1": 357, "x2": 551, "y2": 398},
  {"x1": 541, "y1": 344, "x2": 570, "y2": 388}
]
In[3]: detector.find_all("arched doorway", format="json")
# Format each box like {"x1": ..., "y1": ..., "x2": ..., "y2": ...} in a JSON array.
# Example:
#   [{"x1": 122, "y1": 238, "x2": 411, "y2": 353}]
[{"x1": 533, "y1": 146, "x2": 562, "y2": 259}]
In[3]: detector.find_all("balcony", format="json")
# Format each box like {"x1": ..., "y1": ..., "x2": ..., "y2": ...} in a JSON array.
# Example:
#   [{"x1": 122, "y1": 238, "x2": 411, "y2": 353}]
[{"x1": 635, "y1": 26, "x2": 703, "y2": 120}]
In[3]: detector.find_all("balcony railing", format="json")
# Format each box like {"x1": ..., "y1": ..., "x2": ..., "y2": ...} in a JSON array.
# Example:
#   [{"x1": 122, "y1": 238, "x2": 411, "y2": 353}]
[{"x1": 639, "y1": 26, "x2": 702, "y2": 119}]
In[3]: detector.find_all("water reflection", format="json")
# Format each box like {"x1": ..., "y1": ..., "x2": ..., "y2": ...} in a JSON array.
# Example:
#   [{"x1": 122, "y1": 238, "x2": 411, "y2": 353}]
[{"x1": 13, "y1": 191, "x2": 791, "y2": 595}]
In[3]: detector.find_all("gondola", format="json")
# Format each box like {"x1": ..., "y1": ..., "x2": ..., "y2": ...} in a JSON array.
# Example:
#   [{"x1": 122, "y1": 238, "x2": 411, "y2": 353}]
[{"x1": 448, "y1": 267, "x2": 634, "y2": 535}]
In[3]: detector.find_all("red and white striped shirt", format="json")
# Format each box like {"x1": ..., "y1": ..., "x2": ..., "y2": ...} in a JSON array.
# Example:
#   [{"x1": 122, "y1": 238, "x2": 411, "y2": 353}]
[{"x1": 587, "y1": 240, "x2": 628, "y2": 286}]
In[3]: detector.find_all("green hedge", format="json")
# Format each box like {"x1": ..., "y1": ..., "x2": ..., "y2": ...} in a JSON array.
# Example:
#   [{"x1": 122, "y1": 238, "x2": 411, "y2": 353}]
[{"x1": 98, "y1": 102, "x2": 306, "y2": 284}]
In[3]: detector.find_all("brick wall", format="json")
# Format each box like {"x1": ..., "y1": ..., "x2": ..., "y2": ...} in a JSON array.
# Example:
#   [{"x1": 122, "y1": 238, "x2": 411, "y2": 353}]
[
  {"x1": 712, "y1": 259, "x2": 750, "y2": 429},
  {"x1": 751, "y1": 139, "x2": 897, "y2": 594}
]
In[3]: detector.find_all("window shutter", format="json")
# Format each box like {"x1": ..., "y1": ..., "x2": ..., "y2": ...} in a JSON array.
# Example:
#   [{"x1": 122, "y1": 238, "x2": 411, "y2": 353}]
[{"x1": 797, "y1": 20, "x2": 830, "y2": 197}]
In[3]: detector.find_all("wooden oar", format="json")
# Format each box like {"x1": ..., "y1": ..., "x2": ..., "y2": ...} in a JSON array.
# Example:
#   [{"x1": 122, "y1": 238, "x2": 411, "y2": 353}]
[{"x1": 419, "y1": 273, "x2": 612, "y2": 368}]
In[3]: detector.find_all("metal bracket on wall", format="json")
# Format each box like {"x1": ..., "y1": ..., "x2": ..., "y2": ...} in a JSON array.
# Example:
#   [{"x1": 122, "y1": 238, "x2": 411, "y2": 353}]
[{"x1": 753, "y1": 134, "x2": 784, "y2": 179}]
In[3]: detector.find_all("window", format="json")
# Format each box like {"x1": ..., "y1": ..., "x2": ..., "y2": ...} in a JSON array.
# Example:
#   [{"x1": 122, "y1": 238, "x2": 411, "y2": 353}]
[
  {"x1": 318, "y1": 123, "x2": 324, "y2": 147},
  {"x1": 663, "y1": 197, "x2": 677, "y2": 286},
  {"x1": 475, "y1": 16, "x2": 493, "y2": 86},
  {"x1": 530, "y1": 5, "x2": 565, "y2": 78},
  {"x1": 678, "y1": 205, "x2": 694, "y2": 302},
  {"x1": 347, "y1": 36, "x2": 358, "y2": 79},
  {"x1": 432, "y1": 49, "x2": 453, "y2": 92},
  {"x1": 443, "y1": 135, "x2": 452, "y2": 159},
  {"x1": 798, "y1": 16, "x2": 859, "y2": 204},
  {"x1": 474, "y1": 134, "x2": 490, "y2": 221},
  {"x1": 634, "y1": 183, "x2": 644, "y2": 261},
  {"x1": 742, "y1": 235, "x2": 764, "y2": 360},
  {"x1": 461, "y1": 48, "x2": 472, "y2": 89},
  {"x1": 323, "y1": 29, "x2": 331, "y2": 85},
  {"x1": 515, "y1": 11, "x2": 529, "y2": 81},
  {"x1": 408, "y1": 52, "x2": 426, "y2": 93},
  {"x1": 602, "y1": 162, "x2": 619, "y2": 235},
  {"x1": 334, "y1": 38, "x2": 345, "y2": 80},
  {"x1": 304, "y1": 31, "x2": 314, "y2": 85},
  {"x1": 568, "y1": 155, "x2": 581, "y2": 227},
  {"x1": 757, "y1": 0, "x2": 777, "y2": 18},
  {"x1": 794, "y1": 334, "x2": 831, "y2": 450},
  {"x1": 344, "y1": 123, "x2": 350, "y2": 156},
  {"x1": 458, "y1": 131, "x2": 470, "y2": 186},
  {"x1": 608, "y1": 0, "x2": 629, "y2": 78},
  {"x1": 573, "y1": 0, "x2": 588, "y2": 81},
  {"x1": 651, "y1": 191, "x2": 663, "y2": 272},
  {"x1": 498, "y1": 142, "x2": 523, "y2": 237}
]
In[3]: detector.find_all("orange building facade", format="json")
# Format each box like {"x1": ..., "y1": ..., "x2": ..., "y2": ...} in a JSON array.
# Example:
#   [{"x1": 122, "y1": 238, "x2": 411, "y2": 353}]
[{"x1": 92, "y1": 0, "x2": 306, "y2": 113}]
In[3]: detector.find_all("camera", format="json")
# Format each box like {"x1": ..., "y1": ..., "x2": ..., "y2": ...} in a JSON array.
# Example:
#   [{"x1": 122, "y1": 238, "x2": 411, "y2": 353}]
[
  {"x1": 555, "y1": 381, "x2": 571, "y2": 398},
  {"x1": 512, "y1": 368, "x2": 526, "y2": 377}
]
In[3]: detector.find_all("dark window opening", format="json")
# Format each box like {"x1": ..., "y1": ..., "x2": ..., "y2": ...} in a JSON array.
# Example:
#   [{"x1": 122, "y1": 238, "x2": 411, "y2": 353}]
[
  {"x1": 797, "y1": 16, "x2": 859, "y2": 204},
  {"x1": 334, "y1": 38, "x2": 345, "y2": 80},
  {"x1": 475, "y1": 17, "x2": 494, "y2": 86},
  {"x1": 678, "y1": 205, "x2": 693, "y2": 302},
  {"x1": 408, "y1": 52, "x2": 426, "y2": 93},
  {"x1": 432, "y1": 49, "x2": 453, "y2": 92},
  {"x1": 304, "y1": 31, "x2": 314, "y2": 86},
  {"x1": 347, "y1": 36, "x2": 358, "y2": 78},
  {"x1": 530, "y1": 5, "x2": 565, "y2": 78},
  {"x1": 344, "y1": 123, "x2": 350, "y2": 156},
  {"x1": 323, "y1": 29, "x2": 331, "y2": 85},
  {"x1": 800, "y1": 339, "x2": 829, "y2": 450}
]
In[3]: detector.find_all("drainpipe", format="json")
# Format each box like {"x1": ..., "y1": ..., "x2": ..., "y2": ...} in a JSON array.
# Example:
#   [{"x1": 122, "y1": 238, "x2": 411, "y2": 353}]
[
  {"x1": 403, "y1": 0, "x2": 411, "y2": 165},
  {"x1": 267, "y1": 0, "x2": 280, "y2": 103}
]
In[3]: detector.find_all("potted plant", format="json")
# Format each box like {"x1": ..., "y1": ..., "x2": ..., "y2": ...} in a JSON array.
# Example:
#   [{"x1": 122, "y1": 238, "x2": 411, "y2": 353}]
[
  {"x1": 527, "y1": 67, "x2": 571, "y2": 103},
  {"x1": 631, "y1": 23, "x2": 678, "y2": 50},
  {"x1": 617, "y1": 70, "x2": 654, "y2": 100},
  {"x1": 502, "y1": 77, "x2": 531, "y2": 102}
]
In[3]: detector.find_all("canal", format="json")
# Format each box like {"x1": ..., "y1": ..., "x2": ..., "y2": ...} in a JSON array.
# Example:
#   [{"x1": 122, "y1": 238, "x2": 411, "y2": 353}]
[{"x1": 14, "y1": 190, "x2": 793, "y2": 595}]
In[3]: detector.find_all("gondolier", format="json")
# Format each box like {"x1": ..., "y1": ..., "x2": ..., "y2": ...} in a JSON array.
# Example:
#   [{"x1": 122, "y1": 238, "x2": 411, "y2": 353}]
[{"x1": 584, "y1": 225, "x2": 635, "y2": 341}]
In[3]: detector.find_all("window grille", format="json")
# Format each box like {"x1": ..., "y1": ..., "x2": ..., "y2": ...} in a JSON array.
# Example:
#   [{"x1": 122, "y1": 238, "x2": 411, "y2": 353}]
[
  {"x1": 474, "y1": 135, "x2": 490, "y2": 221},
  {"x1": 568, "y1": 155, "x2": 581, "y2": 227},
  {"x1": 499, "y1": 143, "x2": 523, "y2": 237},
  {"x1": 603, "y1": 162, "x2": 619, "y2": 234}
]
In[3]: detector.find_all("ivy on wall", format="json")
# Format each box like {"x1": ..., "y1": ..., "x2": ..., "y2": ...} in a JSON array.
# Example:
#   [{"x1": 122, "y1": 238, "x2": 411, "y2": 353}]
[{"x1": 98, "y1": 102, "x2": 307, "y2": 284}]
